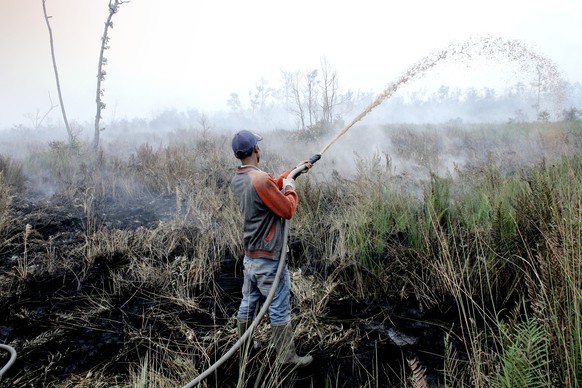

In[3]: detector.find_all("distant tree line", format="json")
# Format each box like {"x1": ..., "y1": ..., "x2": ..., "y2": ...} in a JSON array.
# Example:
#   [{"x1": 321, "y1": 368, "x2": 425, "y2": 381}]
[
  {"x1": 224, "y1": 61, "x2": 582, "y2": 129},
  {"x1": 105, "y1": 75, "x2": 581, "y2": 135},
  {"x1": 18, "y1": 57, "x2": 581, "y2": 136}
]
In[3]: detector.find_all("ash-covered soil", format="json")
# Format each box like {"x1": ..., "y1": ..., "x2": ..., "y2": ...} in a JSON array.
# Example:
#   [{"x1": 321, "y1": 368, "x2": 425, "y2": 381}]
[{"x1": 0, "y1": 193, "x2": 454, "y2": 387}]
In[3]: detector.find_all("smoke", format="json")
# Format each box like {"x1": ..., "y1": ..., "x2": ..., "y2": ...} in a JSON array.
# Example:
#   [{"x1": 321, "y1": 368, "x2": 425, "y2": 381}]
[
  {"x1": 1, "y1": 35, "x2": 576, "y2": 203},
  {"x1": 259, "y1": 36, "x2": 568, "y2": 192}
]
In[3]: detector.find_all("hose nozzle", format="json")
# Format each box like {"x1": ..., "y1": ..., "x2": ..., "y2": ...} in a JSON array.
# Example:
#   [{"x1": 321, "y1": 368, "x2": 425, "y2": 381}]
[
  {"x1": 309, "y1": 154, "x2": 321, "y2": 164},
  {"x1": 290, "y1": 154, "x2": 322, "y2": 179}
]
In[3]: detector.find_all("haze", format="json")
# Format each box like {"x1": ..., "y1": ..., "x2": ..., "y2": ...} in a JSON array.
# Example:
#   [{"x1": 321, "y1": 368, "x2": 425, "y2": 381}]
[{"x1": 1, "y1": 0, "x2": 581, "y2": 129}]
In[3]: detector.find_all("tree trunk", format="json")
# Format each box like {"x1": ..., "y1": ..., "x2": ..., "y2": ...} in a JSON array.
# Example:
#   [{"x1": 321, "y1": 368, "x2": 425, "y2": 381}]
[
  {"x1": 93, "y1": 0, "x2": 127, "y2": 151},
  {"x1": 42, "y1": 0, "x2": 74, "y2": 143}
]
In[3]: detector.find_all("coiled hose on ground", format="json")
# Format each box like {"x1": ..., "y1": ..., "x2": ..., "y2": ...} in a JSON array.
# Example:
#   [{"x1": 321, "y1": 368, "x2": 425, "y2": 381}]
[
  {"x1": 0, "y1": 344, "x2": 17, "y2": 379},
  {"x1": 183, "y1": 156, "x2": 320, "y2": 388}
]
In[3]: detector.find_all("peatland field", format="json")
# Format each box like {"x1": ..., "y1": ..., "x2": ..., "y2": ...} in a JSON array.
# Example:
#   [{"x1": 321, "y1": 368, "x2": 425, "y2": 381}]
[{"x1": 0, "y1": 120, "x2": 581, "y2": 387}]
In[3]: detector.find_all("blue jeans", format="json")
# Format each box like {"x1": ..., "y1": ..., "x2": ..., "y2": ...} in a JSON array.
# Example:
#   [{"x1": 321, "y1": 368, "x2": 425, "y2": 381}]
[{"x1": 237, "y1": 256, "x2": 291, "y2": 326}]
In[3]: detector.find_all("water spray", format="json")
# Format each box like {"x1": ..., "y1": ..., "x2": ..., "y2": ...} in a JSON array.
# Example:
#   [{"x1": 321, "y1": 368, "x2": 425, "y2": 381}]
[{"x1": 183, "y1": 35, "x2": 561, "y2": 387}]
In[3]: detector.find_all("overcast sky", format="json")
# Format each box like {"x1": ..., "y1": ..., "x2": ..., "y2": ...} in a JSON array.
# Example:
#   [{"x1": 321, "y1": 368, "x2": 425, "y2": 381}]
[{"x1": 1, "y1": 0, "x2": 581, "y2": 129}]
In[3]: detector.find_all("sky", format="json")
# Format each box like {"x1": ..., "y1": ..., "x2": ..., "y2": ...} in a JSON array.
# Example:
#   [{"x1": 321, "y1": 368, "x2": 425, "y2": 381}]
[{"x1": 1, "y1": 0, "x2": 581, "y2": 129}]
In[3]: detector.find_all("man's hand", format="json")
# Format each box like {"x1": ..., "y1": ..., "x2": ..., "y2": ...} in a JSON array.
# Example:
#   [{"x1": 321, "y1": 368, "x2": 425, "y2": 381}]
[
  {"x1": 282, "y1": 178, "x2": 296, "y2": 191},
  {"x1": 294, "y1": 160, "x2": 313, "y2": 176}
]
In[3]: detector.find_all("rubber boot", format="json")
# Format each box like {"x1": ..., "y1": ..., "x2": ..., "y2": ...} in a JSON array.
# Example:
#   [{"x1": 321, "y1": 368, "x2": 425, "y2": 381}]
[
  {"x1": 271, "y1": 322, "x2": 313, "y2": 367},
  {"x1": 237, "y1": 318, "x2": 252, "y2": 338},
  {"x1": 238, "y1": 318, "x2": 253, "y2": 361},
  {"x1": 238, "y1": 318, "x2": 261, "y2": 349}
]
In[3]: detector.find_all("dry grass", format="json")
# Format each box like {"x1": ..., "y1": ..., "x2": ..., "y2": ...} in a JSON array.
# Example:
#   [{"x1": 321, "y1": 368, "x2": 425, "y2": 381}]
[{"x1": 0, "y1": 121, "x2": 580, "y2": 386}]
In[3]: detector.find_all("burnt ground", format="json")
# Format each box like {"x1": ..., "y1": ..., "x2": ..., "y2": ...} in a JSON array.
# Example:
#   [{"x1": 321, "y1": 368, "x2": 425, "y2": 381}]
[{"x1": 0, "y1": 193, "x2": 460, "y2": 387}]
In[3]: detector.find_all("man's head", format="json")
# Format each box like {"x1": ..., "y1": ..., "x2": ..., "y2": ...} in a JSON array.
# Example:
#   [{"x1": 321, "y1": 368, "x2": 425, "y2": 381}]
[{"x1": 232, "y1": 130, "x2": 263, "y2": 159}]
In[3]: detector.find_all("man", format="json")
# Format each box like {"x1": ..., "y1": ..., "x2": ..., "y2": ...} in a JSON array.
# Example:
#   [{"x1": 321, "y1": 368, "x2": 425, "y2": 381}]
[{"x1": 230, "y1": 129, "x2": 313, "y2": 367}]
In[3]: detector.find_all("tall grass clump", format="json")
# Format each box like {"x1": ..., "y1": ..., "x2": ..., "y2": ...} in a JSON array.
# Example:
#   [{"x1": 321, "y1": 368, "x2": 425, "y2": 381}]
[
  {"x1": 0, "y1": 173, "x2": 12, "y2": 251},
  {"x1": 292, "y1": 151, "x2": 422, "y2": 301},
  {"x1": 513, "y1": 155, "x2": 582, "y2": 386},
  {"x1": 0, "y1": 155, "x2": 25, "y2": 193},
  {"x1": 21, "y1": 140, "x2": 86, "y2": 197},
  {"x1": 0, "y1": 155, "x2": 25, "y2": 254},
  {"x1": 423, "y1": 154, "x2": 582, "y2": 387}
]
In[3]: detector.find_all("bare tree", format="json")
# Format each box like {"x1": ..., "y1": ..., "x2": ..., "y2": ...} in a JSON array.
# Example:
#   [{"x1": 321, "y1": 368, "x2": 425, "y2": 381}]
[
  {"x1": 249, "y1": 78, "x2": 272, "y2": 113},
  {"x1": 305, "y1": 70, "x2": 319, "y2": 127},
  {"x1": 41, "y1": 0, "x2": 74, "y2": 143},
  {"x1": 284, "y1": 70, "x2": 306, "y2": 129},
  {"x1": 25, "y1": 92, "x2": 58, "y2": 130},
  {"x1": 283, "y1": 60, "x2": 347, "y2": 132},
  {"x1": 279, "y1": 71, "x2": 294, "y2": 107},
  {"x1": 198, "y1": 113, "x2": 212, "y2": 134},
  {"x1": 93, "y1": 0, "x2": 129, "y2": 151},
  {"x1": 227, "y1": 93, "x2": 242, "y2": 112},
  {"x1": 319, "y1": 58, "x2": 338, "y2": 128},
  {"x1": 530, "y1": 64, "x2": 545, "y2": 116}
]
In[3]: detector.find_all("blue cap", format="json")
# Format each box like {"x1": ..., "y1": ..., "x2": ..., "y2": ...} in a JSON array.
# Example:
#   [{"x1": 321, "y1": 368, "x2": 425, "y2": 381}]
[{"x1": 231, "y1": 130, "x2": 263, "y2": 158}]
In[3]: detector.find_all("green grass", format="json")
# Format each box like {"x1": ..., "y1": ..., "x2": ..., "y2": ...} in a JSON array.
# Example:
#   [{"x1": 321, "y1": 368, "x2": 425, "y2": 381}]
[{"x1": 1, "y1": 121, "x2": 581, "y2": 386}]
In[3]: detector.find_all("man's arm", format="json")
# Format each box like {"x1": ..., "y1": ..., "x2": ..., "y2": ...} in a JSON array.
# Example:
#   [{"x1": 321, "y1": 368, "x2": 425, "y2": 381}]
[{"x1": 254, "y1": 172, "x2": 298, "y2": 219}]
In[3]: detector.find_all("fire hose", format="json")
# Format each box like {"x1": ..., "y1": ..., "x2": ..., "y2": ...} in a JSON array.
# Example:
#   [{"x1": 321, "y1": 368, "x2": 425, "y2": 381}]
[
  {"x1": 0, "y1": 344, "x2": 17, "y2": 379},
  {"x1": 182, "y1": 154, "x2": 321, "y2": 388}
]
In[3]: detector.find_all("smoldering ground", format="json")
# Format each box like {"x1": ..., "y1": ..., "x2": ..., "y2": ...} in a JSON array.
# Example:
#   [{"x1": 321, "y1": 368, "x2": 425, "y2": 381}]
[
  {"x1": 1, "y1": 36, "x2": 581, "y2": 387},
  {"x1": 1, "y1": 114, "x2": 580, "y2": 387}
]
